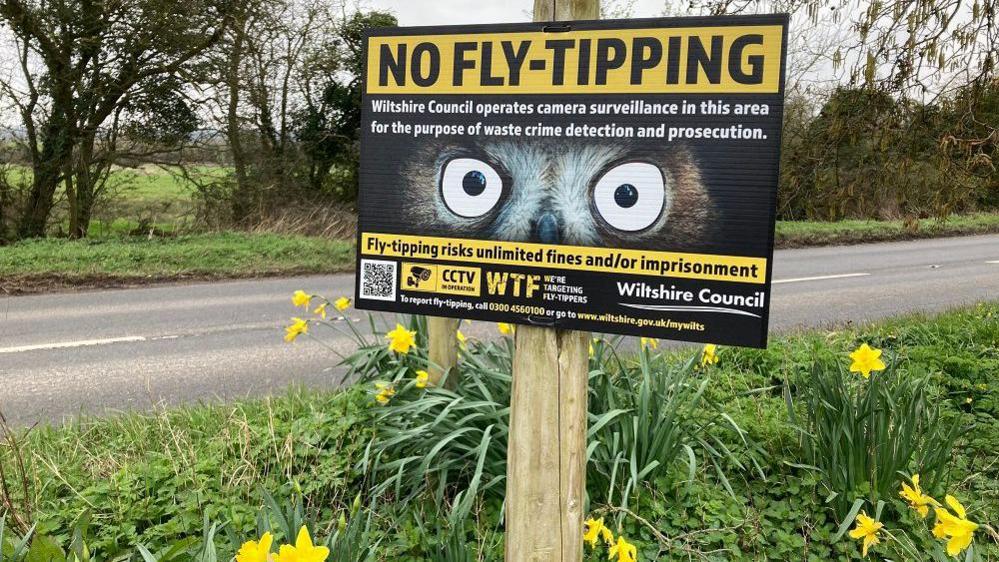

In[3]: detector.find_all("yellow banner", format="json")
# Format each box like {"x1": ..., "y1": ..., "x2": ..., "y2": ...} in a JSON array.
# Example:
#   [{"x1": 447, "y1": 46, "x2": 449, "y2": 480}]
[
  {"x1": 366, "y1": 25, "x2": 783, "y2": 95},
  {"x1": 361, "y1": 233, "x2": 768, "y2": 284}
]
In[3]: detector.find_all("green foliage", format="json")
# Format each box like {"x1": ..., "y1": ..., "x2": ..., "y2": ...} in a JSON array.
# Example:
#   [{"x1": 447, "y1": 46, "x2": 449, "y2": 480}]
[
  {"x1": 780, "y1": 81, "x2": 999, "y2": 220},
  {"x1": 0, "y1": 233, "x2": 353, "y2": 288},
  {"x1": 293, "y1": 11, "x2": 398, "y2": 202},
  {"x1": 360, "y1": 334, "x2": 761, "y2": 517},
  {"x1": 587, "y1": 347, "x2": 762, "y2": 512},
  {"x1": 3, "y1": 305, "x2": 998, "y2": 560},
  {"x1": 775, "y1": 212, "x2": 999, "y2": 247},
  {"x1": 789, "y1": 349, "x2": 962, "y2": 518},
  {"x1": 1, "y1": 388, "x2": 373, "y2": 557}
]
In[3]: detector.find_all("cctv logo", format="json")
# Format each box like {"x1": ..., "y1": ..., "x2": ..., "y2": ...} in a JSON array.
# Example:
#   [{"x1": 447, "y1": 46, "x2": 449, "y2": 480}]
[{"x1": 400, "y1": 263, "x2": 481, "y2": 297}]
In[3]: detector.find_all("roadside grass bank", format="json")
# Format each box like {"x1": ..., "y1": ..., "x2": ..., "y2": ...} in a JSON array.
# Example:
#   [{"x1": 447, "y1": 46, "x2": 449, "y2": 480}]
[
  {"x1": 0, "y1": 233, "x2": 353, "y2": 294},
  {"x1": 775, "y1": 212, "x2": 999, "y2": 247},
  {"x1": 1, "y1": 303, "x2": 996, "y2": 560}
]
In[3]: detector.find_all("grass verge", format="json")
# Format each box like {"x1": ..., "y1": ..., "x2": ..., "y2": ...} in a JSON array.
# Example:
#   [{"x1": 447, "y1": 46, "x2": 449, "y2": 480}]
[
  {"x1": 775, "y1": 212, "x2": 999, "y2": 247},
  {"x1": 0, "y1": 232, "x2": 354, "y2": 294},
  {"x1": 1, "y1": 303, "x2": 996, "y2": 559}
]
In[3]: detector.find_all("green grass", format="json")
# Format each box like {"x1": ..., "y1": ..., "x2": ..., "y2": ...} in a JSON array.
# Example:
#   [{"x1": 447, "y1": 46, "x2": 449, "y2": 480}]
[
  {"x1": 775, "y1": 212, "x2": 999, "y2": 247},
  {"x1": 2, "y1": 304, "x2": 997, "y2": 560},
  {"x1": 0, "y1": 232, "x2": 353, "y2": 290}
]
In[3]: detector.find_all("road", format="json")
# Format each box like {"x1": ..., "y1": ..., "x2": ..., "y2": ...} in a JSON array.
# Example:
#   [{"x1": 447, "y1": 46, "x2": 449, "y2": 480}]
[{"x1": 2, "y1": 234, "x2": 997, "y2": 425}]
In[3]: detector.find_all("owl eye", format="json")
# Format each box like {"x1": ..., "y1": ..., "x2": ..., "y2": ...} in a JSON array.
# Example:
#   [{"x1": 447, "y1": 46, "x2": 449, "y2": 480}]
[
  {"x1": 592, "y1": 162, "x2": 666, "y2": 232},
  {"x1": 440, "y1": 158, "x2": 504, "y2": 218}
]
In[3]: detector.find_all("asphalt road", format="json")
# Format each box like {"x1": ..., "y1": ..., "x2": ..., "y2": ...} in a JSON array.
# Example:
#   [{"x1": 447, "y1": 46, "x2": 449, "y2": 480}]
[{"x1": 2, "y1": 234, "x2": 997, "y2": 425}]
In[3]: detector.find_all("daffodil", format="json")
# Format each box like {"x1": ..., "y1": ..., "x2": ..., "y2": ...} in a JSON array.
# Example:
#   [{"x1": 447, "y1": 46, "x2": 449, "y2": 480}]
[
  {"x1": 900, "y1": 474, "x2": 940, "y2": 518},
  {"x1": 277, "y1": 526, "x2": 329, "y2": 562},
  {"x1": 932, "y1": 495, "x2": 978, "y2": 557},
  {"x1": 848, "y1": 511, "x2": 883, "y2": 557},
  {"x1": 284, "y1": 318, "x2": 308, "y2": 342},
  {"x1": 236, "y1": 532, "x2": 273, "y2": 562},
  {"x1": 849, "y1": 343, "x2": 886, "y2": 378},
  {"x1": 608, "y1": 535, "x2": 637, "y2": 562},
  {"x1": 457, "y1": 330, "x2": 467, "y2": 347},
  {"x1": 386, "y1": 323, "x2": 416, "y2": 354},
  {"x1": 292, "y1": 290, "x2": 311, "y2": 309},
  {"x1": 640, "y1": 337, "x2": 658, "y2": 350},
  {"x1": 374, "y1": 382, "x2": 395, "y2": 405},
  {"x1": 313, "y1": 303, "x2": 327, "y2": 319},
  {"x1": 701, "y1": 343, "x2": 719, "y2": 366},
  {"x1": 582, "y1": 517, "x2": 613, "y2": 548},
  {"x1": 497, "y1": 322, "x2": 514, "y2": 335},
  {"x1": 334, "y1": 297, "x2": 351, "y2": 311},
  {"x1": 415, "y1": 370, "x2": 430, "y2": 389}
]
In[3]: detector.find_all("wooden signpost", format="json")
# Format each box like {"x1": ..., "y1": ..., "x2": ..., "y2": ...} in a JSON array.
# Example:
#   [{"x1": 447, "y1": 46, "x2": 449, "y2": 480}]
[
  {"x1": 428, "y1": 316, "x2": 459, "y2": 389},
  {"x1": 503, "y1": 6, "x2": 598, "y2": 562}
]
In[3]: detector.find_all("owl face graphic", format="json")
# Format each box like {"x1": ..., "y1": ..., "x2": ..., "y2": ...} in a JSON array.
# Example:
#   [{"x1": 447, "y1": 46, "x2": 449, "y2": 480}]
[{"x1": 401, "y1": 139, "x2": 714, "y2": 250}]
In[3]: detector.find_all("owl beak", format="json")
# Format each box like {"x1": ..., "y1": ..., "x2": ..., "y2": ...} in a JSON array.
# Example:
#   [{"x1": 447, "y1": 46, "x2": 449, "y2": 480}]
[{"x1": 534, "y1": 212, "x2": 561, "y2": 244}]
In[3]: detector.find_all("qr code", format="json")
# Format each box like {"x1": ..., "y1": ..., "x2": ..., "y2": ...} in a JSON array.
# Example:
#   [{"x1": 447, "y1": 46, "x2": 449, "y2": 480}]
[{"x1": 360, "y1": 259, "x2": 397, "y2": 301}]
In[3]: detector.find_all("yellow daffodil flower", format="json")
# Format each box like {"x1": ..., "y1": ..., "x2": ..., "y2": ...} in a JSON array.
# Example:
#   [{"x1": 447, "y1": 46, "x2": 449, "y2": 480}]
[
  {"x1": 900, "y1": 474, "x2": 940, "y2": 518},
  {"x1": 236, "y1": 532, "x2": 273, "y2": 562},
  {"x1": 701, "y1": 344, "x2": 719, "y2": 366},
  {"x1": 497, "y1": 322, "x2": 514, "y2": 335},
  {"x1": 284, "y1": 318, "x2": 308, "y2": 342},
  {"x1": 582, "y1": 517, "x2": 613, "y2": 548},
  {"x1": 277, "y1": 526, "x2": 329, "y2": 562},
  {"x1": 313, "y1": 303, "x2": 327, "y2": 320},
  {"x1": 334, "y1": 297, "x2": 351, "y2": 311},
  {"x1": 640, "y1": 337, "x2": 658, "y2": 350},
  {"x1": 457, "y1": 330, "x2": 467, "y2": 347},
  {"x1": 374, "y1": 382, "x2": 395, "y2": 405},
  {"x1": 386, "y1": 323, "x2": 416, "y2": 354},
  {"x1": 415, "y1": 370, "x2": 430, "y2": 389},
  {"x1": 932, "y1": 495, "x2": 978, "y2": 557},
  {"x1": 292, "y1": 290, "x2": 311, "y2": 309},
  {"x1": 608, "y1": 535, "x2": 637, "y2": 562},
  {"x1": 849, "y1": 343, "x2": 886, "y2": 378},
  {"x1": 848, "y1": 511, "x2": 883, "y2": 557}
]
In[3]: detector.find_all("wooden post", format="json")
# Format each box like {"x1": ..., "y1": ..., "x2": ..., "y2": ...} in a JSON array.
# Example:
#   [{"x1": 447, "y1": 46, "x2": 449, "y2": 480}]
[
  {"x1": 505, "y1": 5, "x2": 597, "y2": 561},
  {"x1": 428, "y1": 316, "x2": 459, "y2": 389}
]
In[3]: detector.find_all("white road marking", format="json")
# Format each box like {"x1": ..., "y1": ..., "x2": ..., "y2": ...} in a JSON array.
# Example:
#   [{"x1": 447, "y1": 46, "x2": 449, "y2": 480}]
[
  {"x1": 773, "y1": 272, "x2": 871, "y2": 284},
  {"x1": 987, "y1": 260, "x2": 999, "y2": 264},
  {"x1": 0, "y1": 336, "x2": 147, "y2": 354}
]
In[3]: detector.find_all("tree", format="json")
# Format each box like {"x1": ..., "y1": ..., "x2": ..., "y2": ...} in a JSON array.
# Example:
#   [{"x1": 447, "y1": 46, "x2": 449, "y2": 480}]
[
  {"x1": 293, "y1": 11, "x2": 397, "y2": 202},
  {"x1": 0, "y1": 0, "x2": 237, "y2": 238}
]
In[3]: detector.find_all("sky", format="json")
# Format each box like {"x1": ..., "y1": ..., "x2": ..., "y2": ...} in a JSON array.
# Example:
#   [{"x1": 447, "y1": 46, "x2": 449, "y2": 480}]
[{"x1": 365, "y1": 0, "x2": 668, "y2": 27}]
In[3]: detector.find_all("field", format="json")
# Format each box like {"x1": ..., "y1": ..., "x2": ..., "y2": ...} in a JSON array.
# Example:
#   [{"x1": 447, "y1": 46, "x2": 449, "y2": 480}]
[{"x1": 2, "y1": 304, "x2": 996, "y2": 560}]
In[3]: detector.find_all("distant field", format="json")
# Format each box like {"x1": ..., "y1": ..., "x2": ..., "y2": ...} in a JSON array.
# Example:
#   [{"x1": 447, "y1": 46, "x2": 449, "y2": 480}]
[{"x1": 0, "y1": 232, "x2": 353, "y2": 293}]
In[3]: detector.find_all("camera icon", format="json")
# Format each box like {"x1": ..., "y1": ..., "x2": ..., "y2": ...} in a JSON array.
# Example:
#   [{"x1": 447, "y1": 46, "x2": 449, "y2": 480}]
[{"x1": 407, "y1": 266, "x2": 432, "y2": 288}]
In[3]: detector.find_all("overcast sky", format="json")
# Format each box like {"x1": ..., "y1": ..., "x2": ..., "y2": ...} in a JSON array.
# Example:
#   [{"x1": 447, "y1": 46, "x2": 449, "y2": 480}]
[{"x1": 364, "y1": 0, "x2": 668, "y2": 26}]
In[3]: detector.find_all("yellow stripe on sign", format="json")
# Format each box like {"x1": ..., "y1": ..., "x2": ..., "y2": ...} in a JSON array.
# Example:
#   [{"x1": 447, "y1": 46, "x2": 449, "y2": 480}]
[
  {"x1": 361, "y1": 233, "x2": 768, "y2": 284},
  {"x1": 366, "y1": 25, "x2": 784, "y2": 95}
]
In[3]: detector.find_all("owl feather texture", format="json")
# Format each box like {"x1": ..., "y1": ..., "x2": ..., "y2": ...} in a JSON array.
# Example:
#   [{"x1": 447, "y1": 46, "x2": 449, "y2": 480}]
[{"x1": 401, "y1": 139, "x2": 715, "y2": 250}]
